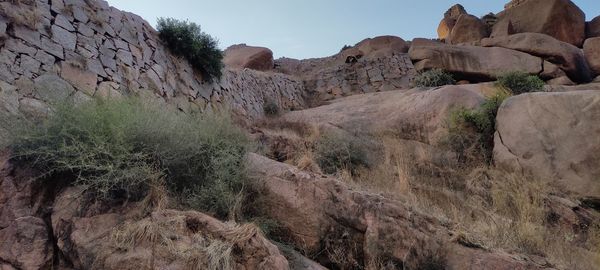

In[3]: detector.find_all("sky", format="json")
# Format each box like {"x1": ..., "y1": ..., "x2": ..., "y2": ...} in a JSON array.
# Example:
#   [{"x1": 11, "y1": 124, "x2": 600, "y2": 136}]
[{"x1": 107, "y1": 0, "x2": 600, "y2": 59}]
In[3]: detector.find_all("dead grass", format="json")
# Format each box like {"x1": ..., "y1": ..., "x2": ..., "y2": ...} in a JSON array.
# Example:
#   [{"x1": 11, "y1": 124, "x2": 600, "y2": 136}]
[
  {"x1": 108, "y1": 214, "x2": 264, "y2": 270},
  {"x1": 0, "y1": 1, "x2": 42, "y2": 29},
  {"x1": 336, "y1": 134, "x2": 599, "y2": 270},
  {"x1": 254, "y1": 115, "x2": 599, "y2": 269}
]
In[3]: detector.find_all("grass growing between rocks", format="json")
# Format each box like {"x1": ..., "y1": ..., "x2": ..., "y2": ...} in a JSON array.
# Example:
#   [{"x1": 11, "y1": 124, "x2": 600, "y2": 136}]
[
  {"x1": 413, "y1": 69, "x2": 456, "y2": 87},
  {"x1": 3, "y1": 98, "x2": 249, "y2": 219},
  {"x1": 253, "y1": 115, "x2": 599, "y2": 269},
  {"x1": 495, "y1": 71, "x2": 544, "y2": 95}
]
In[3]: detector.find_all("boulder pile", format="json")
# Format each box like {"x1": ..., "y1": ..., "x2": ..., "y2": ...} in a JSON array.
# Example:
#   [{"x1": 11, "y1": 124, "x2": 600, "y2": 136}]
[{"x1": 416, "y1": 0, "x2": 600, "y2": 84}]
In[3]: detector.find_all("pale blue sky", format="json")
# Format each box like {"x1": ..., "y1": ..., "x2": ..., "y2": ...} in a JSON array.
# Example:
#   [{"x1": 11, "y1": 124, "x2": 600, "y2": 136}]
[{"x1": 107, "y1": 0, "x2": 600, "y2": 59}]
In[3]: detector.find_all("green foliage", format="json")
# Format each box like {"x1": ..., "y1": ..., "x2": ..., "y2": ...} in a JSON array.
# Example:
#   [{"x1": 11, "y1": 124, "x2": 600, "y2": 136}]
[
  {"x1": 495, "y1": 71, "x2": 544, "y2": 95},
  {"x1": 413, "y1": 69, "x2": 456, "y2": 87},
  {"x1": 157, "y1": 18, "x2": 223, "y2": 82},
  {"x1": 6, "y1": 98, "x2": 248, "y2": 219},
  {"x1": 315, "y1": 133, "x2": 371, "y2": 175},
  {"x1": 446, "y1": 90, "x2": 511, "y2": 163},
  {"x1": 263, "y1": 99, "x2": 280, "y2": 116}
]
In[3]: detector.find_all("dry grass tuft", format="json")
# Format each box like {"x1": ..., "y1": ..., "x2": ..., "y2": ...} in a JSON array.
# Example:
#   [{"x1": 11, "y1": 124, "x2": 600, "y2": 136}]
[{"x1": 0, "y1": 1, "x2": 42, "y2": 29}]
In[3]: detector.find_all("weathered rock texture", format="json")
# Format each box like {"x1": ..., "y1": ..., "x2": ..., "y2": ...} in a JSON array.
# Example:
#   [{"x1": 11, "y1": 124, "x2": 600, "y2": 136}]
[
  {"x1": 494, "y1": 0, "x2": 586, "y2": 47},
  {"x1": 283, "y1": 84, "x2": 498, "y2": 144},
  {"x1": 448, "y1": 14, "x2": 489, "y2": 44},
  {"x1": 0, "y1": 0, "x2": 305, "y2": 120},
  {"x1": 437, "y1": 4, "x2": 468, "y2": 41},
  {"x1": 224, "y1": 44, "x2": 274, "y2": 71},
  {"x1": 275, "y1": 36, "x2": 416, "y2": 100},
  {"x1": 409, "y1": 42, "x2": 543, "y2": 81},
  {"x1": 494, "y1": 91, "x2": 600, "y2": 198},
  {"x1": 587, "y1": 16, "x2": 600, "y2": 38},
  {"x1": 584, "y1": 37, "x2": 600, "y2": 76},
  {"x1": 0, "y1": 151, "x2": 290, "y2": 270},
  {"x1": 247, "y1": 153, "x2": 555, "y2": 270},
  {"x1": 481, "y1": 33, "x2": 592, "y2": 83}
]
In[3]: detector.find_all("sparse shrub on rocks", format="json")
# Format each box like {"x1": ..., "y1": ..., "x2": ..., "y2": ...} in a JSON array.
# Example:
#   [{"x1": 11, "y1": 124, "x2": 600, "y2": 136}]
[
  {"x1": 446, "y1": 89, "x2": 511, "y2": 163},
  {"x1": 495, "y1": 71, "x2": 544, "y2": 95},
  {"x1": 263, "y1": 99, "x2": 280, "y2": 116},
  {"x1": 315, "y1": 132, "x2": 371, "y2": 175},
  {"x1": 413, "y1": 69, "x2": 456, "y2": 87},
  {"x1": 157, "y1": 18, "x2": 224, "y2": 82},
  {"x1": 5, "y1": 98, "x2": 248, "y2": 219}
]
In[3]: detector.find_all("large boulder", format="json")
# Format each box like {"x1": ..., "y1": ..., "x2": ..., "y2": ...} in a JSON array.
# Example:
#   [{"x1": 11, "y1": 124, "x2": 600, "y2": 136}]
[
  {"x1": 584, "y1": 37, "x2": 600, "y2": 76},
  {"x1": 352, "y1": 35, "x2": 410, "y2": 58},
  {"x1": 481, "y1": 33, "x2": 592, "y2": 83},
  {"x1": 494, "y1": 91, "x2": 600, "y2": 198},
  {"x1": 448, "y1": 14, "x2": 489, "y2": 44},
  {"x1": 494, "y1": 0, "x2": 586, "y2": 47},
  {"x1": 437, "y1": 4, "x2": 468, "y2": 41},
  {"x1": 247, "y1": 153, "x2": 554, "y2": 270},
  {"x1": 587, "y1": 16, "x2": 600, "y2": 38},
  {"x1": 224, "y1": 44, "x2": 274, "y2": 71},
  {"x1": 409, "y1": 43, "x2": 543, "y2": 81},
  {"x1": 283, "y1": 84, "x2": 497, "y2": 145}
]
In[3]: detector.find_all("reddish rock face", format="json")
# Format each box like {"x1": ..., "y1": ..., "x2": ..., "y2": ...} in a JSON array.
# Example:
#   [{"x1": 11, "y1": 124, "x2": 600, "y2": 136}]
[
  {"x1": 447, "y1": 14, "x2": 489, "y2": 44},
  {"x1": 223, "y1": 44, "x2": 274, "y2": 71},
  {"x1": 587, "y1": 16, "x2": 600, "y2": 38},
  {"x1": 409, "y1": 42, "x2": 543, "y2": 82},
  {"x1": 437, "y1": 4, "x2": 468, "y2": 40},
  {"x1": 494, "y1": 91, "x2": 600, "y2": 199},
  {"x1": 584, "y1": 37, "x2": 600, "y2": 76},
  {"x1": 494, "y1": 0, "x2": 586, "y2": 47},
  {"x1": 481, "y1": 33, "x2": 592, "y2": 83}
]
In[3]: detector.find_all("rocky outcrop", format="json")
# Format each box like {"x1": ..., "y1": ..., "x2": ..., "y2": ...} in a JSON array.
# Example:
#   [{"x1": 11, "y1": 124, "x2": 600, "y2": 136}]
[
  {"x1": 584, "y1": 37, "x2": 600, "y2": 76},
  {"x1": 494, "y1": 0, "x2": 586, "y2": 47},
  {"x1": 437, "y1": 4, "x2": 468, "y2": 41},
  {"x1": 0, "y1": 151, "x2": 290, "y2": 270},
  {"x1": 481, "y1": 33, "x2": 592, "y2": 83},
  {"x1": 494, "y1": 91, "x2": 600, "y2": 198},
  {"x1": 0, "y1": 0, "x2": 305, "y2": 121},
  {"x1": 224, "y1": 44, "x2": 274, "y2": 71},
  {"x1": 246, "y1": 153, "x2": 554, "y2": 270},
  {"x1": 275, "y1": 36, "x2": 416, "y2": 100},
  {"x1": 448, "y1": 14, "x2": 489, "y2": 44},
  {"x1": 283, "y1": 84, "x2": 497, "y2": 144},
  {"x1": 51, "y1": 187, "x2": 289, "y2": 270},
  {"x1": 350, "y1": 35, "x2": 410, "y2": 58},
  {"x1": 587, "y1": 16, "x2": 600, "y2": 38},
  {"x1": 409, "y1": 42, "x2": 543, "y2": 81}
]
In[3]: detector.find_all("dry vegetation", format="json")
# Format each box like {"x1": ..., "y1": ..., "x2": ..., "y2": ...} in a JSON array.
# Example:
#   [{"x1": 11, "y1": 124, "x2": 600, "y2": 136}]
[
  {"x1": 253, "y1": 113, "x2": 600, "y2": 270},
  {"x1": 0, "y1": 0, "x2": 42, "y2": 29}
]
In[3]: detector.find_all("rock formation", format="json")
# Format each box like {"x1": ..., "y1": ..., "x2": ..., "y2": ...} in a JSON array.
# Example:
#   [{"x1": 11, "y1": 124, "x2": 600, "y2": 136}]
[
  {"x1": 481, "y1": 33, "x2": 592, "y2": 83},
  {"x1": 409, "y1": 42, "x2": 543, "y2": 81},
  {"x1": 224, "y1": 44, "x2": 274, "y2": 71},
  {"x1": 437, "y1": 4, "x2": 468, "y2": 41},
  {"x1": 495, "y1": 0, "x2": 586, "y2": 47},
  {"x1": 494, "y1": 91, "x2": 600, "y2": 198}
]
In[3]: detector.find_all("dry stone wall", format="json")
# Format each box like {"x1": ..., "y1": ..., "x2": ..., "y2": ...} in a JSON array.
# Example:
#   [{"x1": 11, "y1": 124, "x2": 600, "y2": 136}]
[
  {"x1": 0, "y1": 0, "x2": 306, "y2": 120},
  {"x1": 275, "y1": 52, "x2": 416, "y2": 100}
]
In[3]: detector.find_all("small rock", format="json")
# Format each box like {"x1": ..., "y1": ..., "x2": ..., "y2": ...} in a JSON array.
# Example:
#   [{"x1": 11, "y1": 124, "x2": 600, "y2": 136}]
[{"x1": 60, "y1": 61, "x2": 98, "y2": 96}]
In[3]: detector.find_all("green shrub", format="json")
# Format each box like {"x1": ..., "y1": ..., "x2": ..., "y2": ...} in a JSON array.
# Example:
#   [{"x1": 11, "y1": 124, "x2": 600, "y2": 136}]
[
  {"x1": 6, "y1": 98, "x2": 248, "y2": 219},
  {"x1": 413, "y1": 69, "x2": 456, "y2": 87},
  {"x1": 315, "y1": 133, "x2": 370, "y2": 175},
  {"x1": 157, "y1": 18, "x2": 223, "y2": 82},
  {"x1": 495, "y1": 71, "x2": 544, "y2": 94},
  {"x1": 446, "y1": 90, "x2": 511, "y2": 163},
  {"x1": 263, "y1": 99, "x2": 280, "y2": 116}
]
